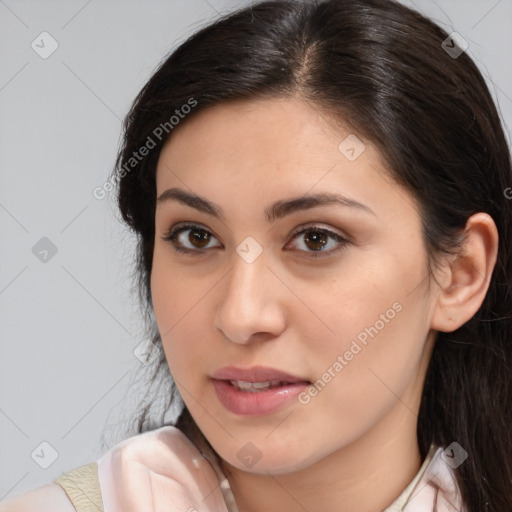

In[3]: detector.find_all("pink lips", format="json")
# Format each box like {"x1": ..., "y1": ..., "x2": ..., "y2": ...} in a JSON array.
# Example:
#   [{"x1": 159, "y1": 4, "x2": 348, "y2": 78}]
[{"x1": 211, "y1": 366, "x2": 311, "y2": 416}]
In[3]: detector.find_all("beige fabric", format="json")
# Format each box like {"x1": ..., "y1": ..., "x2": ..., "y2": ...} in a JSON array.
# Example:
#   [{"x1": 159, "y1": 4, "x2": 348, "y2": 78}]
[{"x1": 53, "y1": 462, "x2": 103, "y2": 512}]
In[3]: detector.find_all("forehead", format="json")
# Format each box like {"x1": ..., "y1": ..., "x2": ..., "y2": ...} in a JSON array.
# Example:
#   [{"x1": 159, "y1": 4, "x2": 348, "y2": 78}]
[
  {"x1": 154, "y1": 97, "x2": 418, "y2": 224},
  {"x1": 157, "y1": 97, "x2": 377, "y2": 181},
  {"x1": 163, "y1": 97, "x2": 348, "y2": 150}
]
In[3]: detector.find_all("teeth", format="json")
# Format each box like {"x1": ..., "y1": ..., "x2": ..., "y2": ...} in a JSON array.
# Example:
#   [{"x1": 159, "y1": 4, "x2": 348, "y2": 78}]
[{"x1": 230, "y1": 380, "x2": 285, "y2": 392}]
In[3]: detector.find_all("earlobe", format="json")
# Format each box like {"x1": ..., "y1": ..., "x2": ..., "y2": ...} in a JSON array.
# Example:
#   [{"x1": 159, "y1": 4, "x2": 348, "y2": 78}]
[{"x1": 431, "y1": 213, "x2": 499, "y2": 333}]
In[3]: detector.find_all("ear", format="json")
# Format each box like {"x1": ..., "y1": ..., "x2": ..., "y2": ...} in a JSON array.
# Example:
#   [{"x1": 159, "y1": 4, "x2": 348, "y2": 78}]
[{"x1": 431, "y1": 213, "x2": 499, "y2": 333}]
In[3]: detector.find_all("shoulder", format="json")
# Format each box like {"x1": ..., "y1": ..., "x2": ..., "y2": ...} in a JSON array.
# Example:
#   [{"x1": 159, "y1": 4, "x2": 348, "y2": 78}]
[
  {"x1": 0, "y1": 426, "x2": 227, "y2": 512},
  {"x1": 99, "y1": 425, "x2": 208, "y2": 472},
  {"x1": 98, "y1": 425, "x2": 230, "y2": 511},
  {"x1": 0, "y1": 483, "x2": 76, "y2": 512}
]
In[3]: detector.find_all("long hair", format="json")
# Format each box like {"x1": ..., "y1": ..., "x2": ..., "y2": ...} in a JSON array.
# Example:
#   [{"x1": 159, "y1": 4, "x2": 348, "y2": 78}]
[{"x1": 111, "y1": 1, "x2": 512, "y2": 510}]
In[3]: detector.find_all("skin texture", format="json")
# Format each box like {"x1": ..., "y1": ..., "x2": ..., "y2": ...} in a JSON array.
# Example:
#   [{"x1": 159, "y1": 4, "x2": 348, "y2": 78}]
[{"x1": 150, "y1": 97, "x2": 498, "y2": 512}]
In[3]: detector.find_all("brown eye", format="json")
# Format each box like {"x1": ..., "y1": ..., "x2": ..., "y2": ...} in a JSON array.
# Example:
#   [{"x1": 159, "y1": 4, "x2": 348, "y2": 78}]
[
  {"x1": 287, "y1": 226, "x2": 350, "y2": 258},
  {"x1": 188, "y1": 228, "x2": 211, "y2": 248},
  {"x1": 162, "y1": 223, "x2": 222, "y2": 254},
  {"x1": 303, "y1": 230, "x2": 329, "y2": 251}
]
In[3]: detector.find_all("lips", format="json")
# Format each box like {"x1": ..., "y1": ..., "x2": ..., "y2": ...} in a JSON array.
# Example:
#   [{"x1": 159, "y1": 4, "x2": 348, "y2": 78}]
[
  {"x1": 211, "y1": 365, "x2": 311, "y2": 384},
  {"x1": 230, "y1": 380, "x2": 292, "y2": 392},
  {"x1": 210, "y1": 365, "x2": 312, "y2": 415}
]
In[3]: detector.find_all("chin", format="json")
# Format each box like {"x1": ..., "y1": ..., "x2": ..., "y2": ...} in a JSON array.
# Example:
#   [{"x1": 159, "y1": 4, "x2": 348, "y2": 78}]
[{"x1": 222, "y1": 445, "x2": 319, "y2": 476}]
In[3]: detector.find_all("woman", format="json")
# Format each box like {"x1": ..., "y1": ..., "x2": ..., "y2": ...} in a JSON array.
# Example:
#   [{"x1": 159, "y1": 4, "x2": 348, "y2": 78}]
[{"x1": 2, "y1": 0, "x2": 510, "y2": 510}]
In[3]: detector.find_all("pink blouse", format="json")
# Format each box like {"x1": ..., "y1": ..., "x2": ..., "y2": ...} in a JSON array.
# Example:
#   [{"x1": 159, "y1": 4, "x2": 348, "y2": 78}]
[{"x1": 96, "y1": 426, "x2": 466, "y2": 512}]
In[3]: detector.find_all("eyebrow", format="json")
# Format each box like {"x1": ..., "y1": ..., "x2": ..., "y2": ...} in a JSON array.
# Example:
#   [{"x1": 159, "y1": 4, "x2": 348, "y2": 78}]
[{"x1": 156, "y1": 187, "x2": 376, "y2": 222}]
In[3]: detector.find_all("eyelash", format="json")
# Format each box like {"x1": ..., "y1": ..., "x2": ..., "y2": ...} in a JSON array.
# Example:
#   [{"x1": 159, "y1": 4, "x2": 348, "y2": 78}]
[{"x1": 161, "y1": 223, "x2": 351, "y2": 259}]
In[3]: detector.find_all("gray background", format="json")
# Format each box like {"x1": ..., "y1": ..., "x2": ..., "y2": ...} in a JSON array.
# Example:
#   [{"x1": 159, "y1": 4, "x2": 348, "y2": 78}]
[{"x1": 1, "y1": 0, "x2": 511, "y2": 499}]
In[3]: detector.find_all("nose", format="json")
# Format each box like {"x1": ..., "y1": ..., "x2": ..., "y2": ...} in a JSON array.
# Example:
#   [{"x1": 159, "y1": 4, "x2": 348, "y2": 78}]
[{"x1": 214, "y1": 253, "x2": 287, "y2": 345}]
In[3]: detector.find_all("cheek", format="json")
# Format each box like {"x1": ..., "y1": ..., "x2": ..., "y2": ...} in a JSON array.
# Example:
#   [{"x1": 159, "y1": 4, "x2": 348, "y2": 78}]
[
  {"x1": 296, "y1": 245, "x2": 430, "y2": 400},
  {"x1": 299, "y1": 278, "x2": 430, "y2": 434},
  {"x1": 296, "y1": 248, "x2": 426, "y2": 356},
  {"x1": 150, "y1": 257, "x2": 213, "y2": 383},
  {"x1": 151, "y1": 247, "x2": 201, "y2": 335},
  {"x1": 318, "y1": 299, "x2": 429, "y2": 445}
]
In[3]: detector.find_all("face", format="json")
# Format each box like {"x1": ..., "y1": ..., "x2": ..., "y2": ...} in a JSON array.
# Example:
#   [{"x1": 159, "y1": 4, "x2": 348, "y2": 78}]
[{"x1": 151, "y1": 97, "x2": 439, "y2": 475}]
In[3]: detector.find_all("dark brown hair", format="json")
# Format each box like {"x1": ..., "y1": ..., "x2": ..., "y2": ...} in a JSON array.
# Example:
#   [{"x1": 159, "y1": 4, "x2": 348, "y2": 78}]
[{"x1": 110, "y1": 1, "x2": 512, "y2": 510}]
